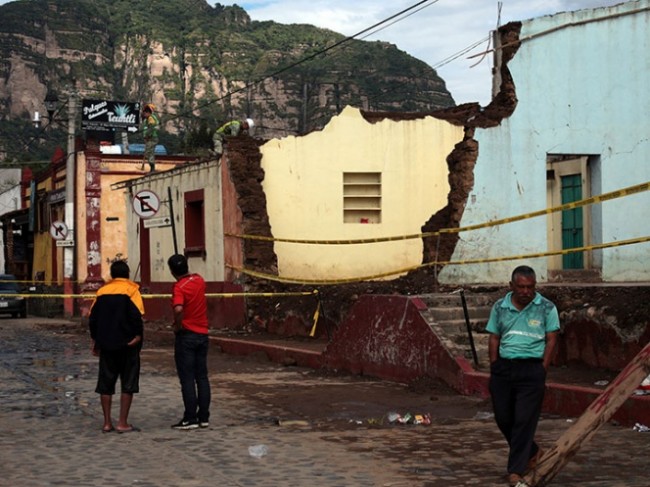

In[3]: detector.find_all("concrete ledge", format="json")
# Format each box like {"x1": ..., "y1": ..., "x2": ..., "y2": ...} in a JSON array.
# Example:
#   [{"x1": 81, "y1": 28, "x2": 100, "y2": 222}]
[
  {"x1": 213, "y1": 336, "x2": 324, "y2": 369},
  {"x1": 452, "y1": 359, "x2": 650, "y2": 427}
]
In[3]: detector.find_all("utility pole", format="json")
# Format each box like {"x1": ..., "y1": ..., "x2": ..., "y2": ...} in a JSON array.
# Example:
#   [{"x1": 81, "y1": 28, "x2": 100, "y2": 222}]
[{"x1": 63, "y1": 93, "x2": 76, "y2": 317}]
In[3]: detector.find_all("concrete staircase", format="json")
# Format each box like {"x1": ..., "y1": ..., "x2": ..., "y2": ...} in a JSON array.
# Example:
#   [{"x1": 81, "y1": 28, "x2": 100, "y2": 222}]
[{"x1": 417, "y1": 291, "x2": 499, "y2": 371}]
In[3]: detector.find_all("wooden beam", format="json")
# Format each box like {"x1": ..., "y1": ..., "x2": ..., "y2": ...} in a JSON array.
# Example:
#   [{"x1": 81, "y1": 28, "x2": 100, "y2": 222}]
[{"x1": 525, "y1": 342, "x2": 650, "y2": 486}]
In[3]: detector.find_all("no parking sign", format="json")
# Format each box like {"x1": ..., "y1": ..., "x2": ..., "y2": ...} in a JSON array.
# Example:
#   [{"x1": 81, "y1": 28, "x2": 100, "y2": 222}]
[{"x1": 132, "y1": 190, "x2": 160, "y2": 218}]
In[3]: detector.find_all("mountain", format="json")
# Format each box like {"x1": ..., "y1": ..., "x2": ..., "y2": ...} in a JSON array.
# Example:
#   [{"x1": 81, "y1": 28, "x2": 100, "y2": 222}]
[{"x1": 0, "y1": 0, "x2": 455, "y2": 165}]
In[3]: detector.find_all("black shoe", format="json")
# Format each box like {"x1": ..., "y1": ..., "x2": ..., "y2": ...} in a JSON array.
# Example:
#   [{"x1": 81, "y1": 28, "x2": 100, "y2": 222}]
[
  {"x1": 199, "y1": 422, "x2": 209, "y2": 429},
  {"x1": 171, "y1": 419, "x2": 199, "y2": 430}
]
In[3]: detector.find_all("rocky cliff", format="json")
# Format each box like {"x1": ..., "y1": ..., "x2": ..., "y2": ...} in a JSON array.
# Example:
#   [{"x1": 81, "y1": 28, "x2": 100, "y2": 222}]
[{"x1": 0, "y1": 0, "x2": 454, "y2": 162}]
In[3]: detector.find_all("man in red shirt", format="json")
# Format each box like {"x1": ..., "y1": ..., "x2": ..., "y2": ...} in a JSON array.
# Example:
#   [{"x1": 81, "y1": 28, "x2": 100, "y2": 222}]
[{"x1": 167, "y1": 254, "x2": 211, "y2": 430}]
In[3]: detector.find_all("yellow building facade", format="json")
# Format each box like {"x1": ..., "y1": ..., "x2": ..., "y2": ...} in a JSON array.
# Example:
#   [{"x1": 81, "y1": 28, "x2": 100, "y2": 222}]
[{"x1": 259, "y1": 106, "x2": 464, "y2": 281}]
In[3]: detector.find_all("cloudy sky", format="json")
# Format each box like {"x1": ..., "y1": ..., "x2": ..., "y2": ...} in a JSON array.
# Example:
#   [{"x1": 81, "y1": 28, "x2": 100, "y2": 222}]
[
  {"x1": 213, "y1": 0, "x2": 626, "y2": 105},
  {"x1": 0, "y1": 0, "x2": 628, "y2": 105}
]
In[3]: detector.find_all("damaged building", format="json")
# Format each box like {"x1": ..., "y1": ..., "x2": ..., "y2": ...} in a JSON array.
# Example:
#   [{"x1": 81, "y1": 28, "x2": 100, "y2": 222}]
[{"x1": 43, "y1": 1, "x2": 648, "y2": 420}]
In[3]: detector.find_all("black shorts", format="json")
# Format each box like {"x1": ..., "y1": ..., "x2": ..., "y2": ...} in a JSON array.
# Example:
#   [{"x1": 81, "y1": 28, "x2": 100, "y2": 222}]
[{"x1": 95, "y1": 346, "x2": 140, "y2": 395}]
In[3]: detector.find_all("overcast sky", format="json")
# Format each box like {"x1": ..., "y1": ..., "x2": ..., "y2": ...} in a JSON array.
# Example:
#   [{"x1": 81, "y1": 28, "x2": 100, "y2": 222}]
[
  {"x1": 0, "y1": 0, "x2": 629, "y2": 105},
  {"x1": 213, "y1": 0, "x2": 627, "y2": 105}
]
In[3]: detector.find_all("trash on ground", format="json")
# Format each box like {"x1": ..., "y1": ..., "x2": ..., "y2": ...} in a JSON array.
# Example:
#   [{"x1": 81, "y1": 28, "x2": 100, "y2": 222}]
[
  {"x1": 387, "y1": 412, "x2": 401, "y2": 423},
  {"x1": 248, "y1": 444, "x2": 269, "y2": 458},
  {"x1": 387, "y1": 412, "x2": 431, "y2": 425},
  {"x1": 277, "y1": 419, "x2": 310, "y2": 427},
  {"x1": 594, "y1": 380, "x2": 609, "y2": 386},
  {"x1": 633, "y1": 423, "x2": 650, "y2": 433}
]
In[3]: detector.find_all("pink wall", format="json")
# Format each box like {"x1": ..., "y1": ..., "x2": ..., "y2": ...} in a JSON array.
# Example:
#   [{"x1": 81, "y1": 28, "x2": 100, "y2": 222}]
[
  {"x1": 323, "y1": 295, "x2": 460, "y2": 385},
  {"x1": 321, "y1": 294, "x2": 650, "y2": 427}
]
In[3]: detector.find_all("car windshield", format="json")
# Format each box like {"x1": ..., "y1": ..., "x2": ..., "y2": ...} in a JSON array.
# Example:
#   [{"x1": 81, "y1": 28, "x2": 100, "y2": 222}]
[{"x1": 0, "y1": 278, "x2": 20, "y2": 293}]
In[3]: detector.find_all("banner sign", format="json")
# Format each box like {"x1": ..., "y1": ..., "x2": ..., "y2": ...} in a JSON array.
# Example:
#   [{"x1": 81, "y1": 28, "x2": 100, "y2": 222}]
[{"x1": 81, "y1": 99, "x2": 141, "y2": 133}]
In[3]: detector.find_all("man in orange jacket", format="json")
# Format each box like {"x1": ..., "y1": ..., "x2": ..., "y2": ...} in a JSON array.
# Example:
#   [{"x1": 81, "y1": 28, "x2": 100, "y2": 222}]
[{"x1": 89, "y1": 260, "x2": 144, "y2": 433}]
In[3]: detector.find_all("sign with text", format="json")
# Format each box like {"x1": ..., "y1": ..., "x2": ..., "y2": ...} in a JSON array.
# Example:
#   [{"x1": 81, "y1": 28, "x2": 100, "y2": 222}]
[
  {"x1": 81, "y1": 99, "x2": 141, "y2": 133},
  {"x1": 143, "y1": 216, "x2": 172, "y2": 229}
]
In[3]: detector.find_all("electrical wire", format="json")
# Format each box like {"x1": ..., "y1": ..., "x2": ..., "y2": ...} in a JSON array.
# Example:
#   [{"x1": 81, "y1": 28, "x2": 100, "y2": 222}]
[
  {"x1": 163, "y1": 0, "x2": 438, "y2": 124},
  {"x1": 357, "y1": 0, "x2": 440, "y2": 42},
  {"x1": 1, "y1": 0, "x2": 456, "y2": 157}
]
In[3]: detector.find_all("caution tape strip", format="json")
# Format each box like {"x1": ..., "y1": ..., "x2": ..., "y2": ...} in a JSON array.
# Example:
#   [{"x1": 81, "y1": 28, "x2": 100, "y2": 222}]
[
  {"x1": 0, "y1": 279, "x2": 89, "y2": 285},
  {"x1": 225, "y1": 181, "x2": 650, "y2": 245},
  {"x1": 0, "y1": 291, "x2": 318, "y2": 299},
  {"x1": 227, "y1": 235, "x2": 650, "y2": 285},
  {"x1": 439, "y1": 181, "x2": 650, "y2": 235}
]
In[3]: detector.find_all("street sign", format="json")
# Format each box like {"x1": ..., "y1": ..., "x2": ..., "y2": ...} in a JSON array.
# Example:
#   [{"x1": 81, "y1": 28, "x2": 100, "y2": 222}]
[
  {"x1": 50, "y1": 221, "x2": 68, "y2": 240},
  {"x1": 143, "y1": 216, "x2": 172, "y2": 229},
  {"x1": 55, "y1": 240, "x2": 75, "y2": 247},
  {"x1": 133, "y1": 190, "x2": 160, "y2": 218}
]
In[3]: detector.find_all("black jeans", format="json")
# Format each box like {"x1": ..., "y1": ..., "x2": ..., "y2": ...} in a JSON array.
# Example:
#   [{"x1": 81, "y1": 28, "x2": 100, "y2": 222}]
[
  {"x1": 174, "y1": 331, "x2": 211, "y2": 423},
  {"x1": 489, "y1": 357, "x2": 546, "y2": 475}
]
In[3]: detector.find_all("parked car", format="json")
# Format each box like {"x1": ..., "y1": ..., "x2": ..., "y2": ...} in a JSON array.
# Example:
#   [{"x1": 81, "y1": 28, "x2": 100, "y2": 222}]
[{"x1": 0, "y1": 274, "x2": 27, "y2": 318}]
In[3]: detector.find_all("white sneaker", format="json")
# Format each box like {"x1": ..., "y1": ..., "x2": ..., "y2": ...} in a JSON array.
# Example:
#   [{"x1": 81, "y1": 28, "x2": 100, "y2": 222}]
[{"x1": 171, "y1": 419, "x2": 199, "y2": 430}]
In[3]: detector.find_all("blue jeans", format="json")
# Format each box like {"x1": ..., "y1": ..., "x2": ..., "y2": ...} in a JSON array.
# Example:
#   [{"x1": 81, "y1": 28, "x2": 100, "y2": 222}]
[{"x1": 174, "y1": 331, "x2": 211, "y2": 423}]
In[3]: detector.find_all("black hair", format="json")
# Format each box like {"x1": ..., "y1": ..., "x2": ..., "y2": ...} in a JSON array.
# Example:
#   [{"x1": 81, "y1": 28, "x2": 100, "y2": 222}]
[
  {"x1": 511, "y1": 265, "x2": 536, "y2": 281},
  {"x1": 110, "y1": 260, "x2": 130, "y2": 279},
  {"x1": 167, "y1": 254, "x2": 188, "y2": 276}
]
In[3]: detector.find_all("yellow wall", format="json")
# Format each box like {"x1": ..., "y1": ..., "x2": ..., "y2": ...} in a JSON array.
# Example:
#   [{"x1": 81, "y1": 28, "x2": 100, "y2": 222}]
[
  {"x1": 76, "y1": 154, "x2": 186, "y2": 283},
  {"x1": 29, "y1": 169, "x2": 65, "y2": 283},
  {"x1": 260, "y1": 106, "x2": 463, "y2": 281}
]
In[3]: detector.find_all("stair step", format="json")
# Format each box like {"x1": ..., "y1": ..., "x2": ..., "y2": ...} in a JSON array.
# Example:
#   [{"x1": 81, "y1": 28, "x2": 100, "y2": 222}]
[
  {"x1": 426, "y1": 318, "x2": 488, "y2": 333},
  {"x1": 426, "y1": 305, "x2": 492, "y2": 321},
  {"x1": 416, "y1": 291, "x2": 497, "y2": 370},
  {"x1": 418, "y1": 292, "x2": 497, "y2": 307}
]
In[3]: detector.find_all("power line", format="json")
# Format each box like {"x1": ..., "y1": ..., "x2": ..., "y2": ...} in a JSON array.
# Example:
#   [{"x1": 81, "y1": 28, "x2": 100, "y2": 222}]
[
  {"x1": 357, "y1": 0, "x2": 440, "y2": 42},
  {"x1": 1, "y1": 0, "x2": 468, "y2": 161},
  {"x1": 164, "y1": 0, "x2": 438, "y2": 124}
]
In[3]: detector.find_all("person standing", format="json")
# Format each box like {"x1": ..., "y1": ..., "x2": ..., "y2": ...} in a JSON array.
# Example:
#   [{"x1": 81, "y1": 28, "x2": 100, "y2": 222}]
[
  {"x1": 487, "y1": 265, "x2": 560, "y2": 487},
  {"x1": 88, "y1": 260, "x2": 144, "y2": 434},
  {"x1": 212, "y1": 118, "x2": 254, "y2": 159},
  {"x1": 141, "y1": 103, "x2": 160, "y2": 172},
  {"x1": 167, "y1": 254, "x2": 211, "y2": 430}
]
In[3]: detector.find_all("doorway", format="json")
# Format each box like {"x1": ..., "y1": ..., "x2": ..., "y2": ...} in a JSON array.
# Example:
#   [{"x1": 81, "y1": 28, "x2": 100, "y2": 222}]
[{"x1": 546, "y1": 156, "x2": 591, "y2": 271}]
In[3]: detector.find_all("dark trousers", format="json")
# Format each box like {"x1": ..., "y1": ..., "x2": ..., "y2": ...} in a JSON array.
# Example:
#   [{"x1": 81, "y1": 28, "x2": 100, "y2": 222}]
[
  {"x1": 174, "y1": 331, "x2": 211, "y2": 423},
  {"x1": 489, "y1": 358, "x2": 546, "y2": 475}
]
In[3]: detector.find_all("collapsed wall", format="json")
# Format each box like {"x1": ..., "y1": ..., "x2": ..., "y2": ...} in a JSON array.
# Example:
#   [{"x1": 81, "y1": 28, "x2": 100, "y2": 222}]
[{"x1": 222, "y1": 23, "x2": 524, "y2": 336}]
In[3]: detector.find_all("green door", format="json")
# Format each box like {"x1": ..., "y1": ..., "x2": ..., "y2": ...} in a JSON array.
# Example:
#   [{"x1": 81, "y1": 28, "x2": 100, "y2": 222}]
[{"x1": 561, "y1": 174, "x2": 584, "y2": 269}]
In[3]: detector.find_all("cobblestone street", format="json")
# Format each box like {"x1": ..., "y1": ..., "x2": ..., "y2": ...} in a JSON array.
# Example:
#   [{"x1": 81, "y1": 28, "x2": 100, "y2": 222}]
[{"x1": 1, "y1": 318, "x2": 648, "y2": 487}]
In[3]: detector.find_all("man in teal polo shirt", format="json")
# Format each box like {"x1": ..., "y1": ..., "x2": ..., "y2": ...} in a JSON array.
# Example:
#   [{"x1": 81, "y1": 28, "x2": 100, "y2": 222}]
[{"x1": 487, "y1": 265, "x2": 560, "y2": 487}]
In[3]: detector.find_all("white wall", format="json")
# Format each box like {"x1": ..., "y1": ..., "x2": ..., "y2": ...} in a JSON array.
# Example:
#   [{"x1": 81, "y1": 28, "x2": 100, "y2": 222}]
[
  {"x1": 125, "y1": 161, "x2": 223, "y2": 282},
  {"x1": 440, "y1": 1, "x2": 650, "y2": 284}
]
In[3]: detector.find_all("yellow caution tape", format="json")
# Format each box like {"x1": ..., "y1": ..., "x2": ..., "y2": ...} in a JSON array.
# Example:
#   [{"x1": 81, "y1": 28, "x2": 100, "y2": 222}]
[
  {"x1": 0, "y1": 294, "x2": 98, "y2": 299},
  {"x1": 225, "y1": 181, "x2": 650, "y2": 245},
  {"x1": 309, "y1": 300, "x2": 320, "y2": 337},
  {"x1": 439, "y1": 181, "x2": 650, "y2": 235},
  {"x1": 0, "y1": 279, "x2": 89, "y2": 285},
  {"x1": 1, "y1": 290, "x2": 319, "y2": 300},
  {"x1": 228, "y1": 235, "x2": 650, "y2": 285}
]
